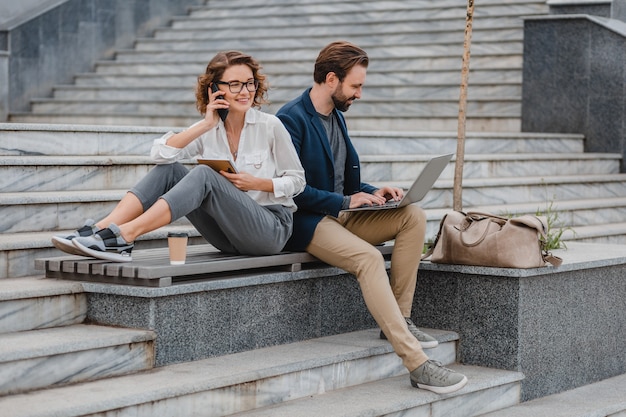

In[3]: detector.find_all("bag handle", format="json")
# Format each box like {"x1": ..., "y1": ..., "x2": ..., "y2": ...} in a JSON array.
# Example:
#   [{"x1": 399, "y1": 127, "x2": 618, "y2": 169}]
[{"x1": 459, "y1": 216, "x2": 497, "y2": 247}]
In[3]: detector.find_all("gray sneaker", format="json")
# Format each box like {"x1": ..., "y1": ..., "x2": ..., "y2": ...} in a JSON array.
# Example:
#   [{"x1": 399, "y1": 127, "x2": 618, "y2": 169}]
[
  {"x1": 380, "y1": 317, "x2": 439, "y2": 349},
  {"x1": 51, "y1": 219, "x2": 99, "y2": 256},
  {"x1": 72, "y1": 223, "x2": 134, "y2": 262},
  {"x1": 410, "y1": 360, "x2": 468, "y2": 394}
]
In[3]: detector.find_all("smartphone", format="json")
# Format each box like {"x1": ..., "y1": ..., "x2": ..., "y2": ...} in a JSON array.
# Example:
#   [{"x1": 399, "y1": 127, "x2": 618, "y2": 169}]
[{"x1": 211, "y1": 83, "x2": 229, "y2": 122}]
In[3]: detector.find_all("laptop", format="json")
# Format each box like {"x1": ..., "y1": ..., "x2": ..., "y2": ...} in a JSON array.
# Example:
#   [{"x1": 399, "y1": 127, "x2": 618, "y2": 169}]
[{"x1": 341, "y1": 153, "x2": 453, "y2": 212}]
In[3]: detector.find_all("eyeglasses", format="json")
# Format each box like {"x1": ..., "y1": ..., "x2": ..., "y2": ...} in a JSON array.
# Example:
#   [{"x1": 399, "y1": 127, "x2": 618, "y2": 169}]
[{"x1": 215, "y1": 79, "x2": 259, "y2": 93}]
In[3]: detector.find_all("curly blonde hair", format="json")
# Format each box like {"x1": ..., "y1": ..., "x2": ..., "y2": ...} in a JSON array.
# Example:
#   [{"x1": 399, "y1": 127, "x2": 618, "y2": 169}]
[{"x1": 195, "y1": 51, "x2": 268, "y2": 115}]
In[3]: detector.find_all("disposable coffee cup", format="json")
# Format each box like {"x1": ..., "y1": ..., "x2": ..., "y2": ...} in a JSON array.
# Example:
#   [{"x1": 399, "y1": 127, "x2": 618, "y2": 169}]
[{"x1": 167, "y1": 232, "x2": 188, "y2": 265}]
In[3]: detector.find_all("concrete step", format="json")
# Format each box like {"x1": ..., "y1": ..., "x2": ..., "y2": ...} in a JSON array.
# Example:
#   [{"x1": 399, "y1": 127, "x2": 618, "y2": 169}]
[
  {"x1": 0, "y1": 276, "x2": 85, "y2": 334},
  {"x1": 69, "y1": 67, "x2": 520, "y2": 88},
  {"x1": 111, "y1": 41, "x2": 523, "y2": 63},
  {"x1": 349, "y1": 130, "x2": 585, "y2": 154},
  {"x1": 360, "y1": 152, "x2": 620, "y2": 182},
  {"x1": 147, "y1": 24, "x2": 523, "y2": 43},
  {"x1": 6, "y1": 111, "x2": 521, "y2": 131},
  {"x1": 0, "y1": 189, "x2": 194, "y2": 233},
  {"x1": 51, "y1": 84, "x2": 521, "y2": 103},
  {"x1": 184, "y1": 0, "x2": 545, "y2": 20},
  {"x1": 0, "y1": 324, "x2": 156, "y2": 396},
  {"x1": 134, "y1": 27, "x2": 524, "y2": 51},
  {"x1": 168, "y1": 9, "x2": 536, "y2": 32},
  {"x1": 0, "y1": 123, "x2": 167, "y2": 156},
  {"x1": 389, "y1": 173, "x2": 626, "y2": 209},
  {"x1": 0, "y1": 328, "x2": 504, "y2": 417},
  {"x1": 478, "y1": 372, "x2": 626, "y2": 417},
  {"x1": 232, "y1": 366, "x2": 523, "y2": 417},
  {"x1": 0, "y1": 156, "x2": 154, "y2": 193},
  {"x1": 0, "y1": 124, "x2": 585, "y2": 157},
  {"x1": 2, "y1": 152, "x2": 615, "y2": 194},
  {"x1": 90, "y1": 54, "x2": 523, "y2": 75}
]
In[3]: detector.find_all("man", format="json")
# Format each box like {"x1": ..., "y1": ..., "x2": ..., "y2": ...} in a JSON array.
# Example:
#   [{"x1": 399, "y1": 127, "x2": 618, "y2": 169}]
[{"x1": 276, "y1": 41, "x2": 467, "y2": 394}]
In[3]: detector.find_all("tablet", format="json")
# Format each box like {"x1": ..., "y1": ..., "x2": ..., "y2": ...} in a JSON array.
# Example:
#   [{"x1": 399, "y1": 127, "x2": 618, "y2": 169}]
[{"x1": 197, "y1": 159, "x2": 238, "y2": 173}]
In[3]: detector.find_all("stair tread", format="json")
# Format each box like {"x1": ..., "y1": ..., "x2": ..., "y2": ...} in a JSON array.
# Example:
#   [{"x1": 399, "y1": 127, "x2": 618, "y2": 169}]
[
  {"x1": 0, "y1": 324, "x2": 155, "y2": 362},
  {"x1": 233, "y1": 365, "x2": 523, "y2": 417},
  {"x1": 0, "y1": 328, "x2": 459, "y2": 417},
  {"x1": 0, "y1": 276, "x2": 83, "y2": 301},
  {"x1": 479, "y1": 373, "x2": 626, "y2": 417}
]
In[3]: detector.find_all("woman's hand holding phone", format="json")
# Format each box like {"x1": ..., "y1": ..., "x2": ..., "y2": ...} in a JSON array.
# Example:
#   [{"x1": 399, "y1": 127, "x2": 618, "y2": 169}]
[{"x1": 210, "y1": 83, "x2": 229, "y2": 122}]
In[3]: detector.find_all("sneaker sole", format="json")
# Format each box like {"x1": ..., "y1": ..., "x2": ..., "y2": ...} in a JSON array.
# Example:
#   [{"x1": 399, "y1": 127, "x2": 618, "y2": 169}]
[
  {"x1": 380, "y1": 330, "x2": 439, "y2": 349},
  {"x1": 51, "y1": 236, "x2": 91, "y2": 256},
  {"x1": 72, "y1": 240, "x2": 133, "y2": 263},
  {"x1": 411, "y1": 375, "x2": 468, "y2": 394}
]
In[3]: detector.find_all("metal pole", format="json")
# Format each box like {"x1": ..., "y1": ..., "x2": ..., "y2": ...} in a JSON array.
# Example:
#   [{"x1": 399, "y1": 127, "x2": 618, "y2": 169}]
[{"x1": 453, "y1": 0, "x2": 475, "y2": 211}]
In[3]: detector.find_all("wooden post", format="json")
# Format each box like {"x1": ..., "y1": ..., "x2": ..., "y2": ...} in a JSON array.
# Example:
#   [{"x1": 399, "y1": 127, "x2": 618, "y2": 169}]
[{"x1": 453, "y1": 0, "x2": 475, "y2": 211}]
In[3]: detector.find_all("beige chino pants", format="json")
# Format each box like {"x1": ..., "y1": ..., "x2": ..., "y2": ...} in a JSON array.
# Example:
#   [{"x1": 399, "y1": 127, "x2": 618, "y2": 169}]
[{"x1": 306, "y1": 204, "x2": 429, "y2": 371}]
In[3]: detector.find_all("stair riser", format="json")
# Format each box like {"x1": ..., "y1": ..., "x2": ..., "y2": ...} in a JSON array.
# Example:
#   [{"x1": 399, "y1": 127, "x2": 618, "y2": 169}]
[
  {"x1": 0, "y1": 158, "x2": 615, "y2": 193},
  {"x1": 53, "y1": 85, "x2": 521, "y2": 103},
  {"x1": 152, "y1": 27, "x2": 523, "y2": 43},
  {"x1": 8, "y1": 113, "x2": 522, "y2": 131},
  {"x1": 187, "y1": 2, "x2": 545, "y2": 20},
  {"x1": 346, "y1": 116, "x2": 522, "y2": 132},
  {"x1": 61, "y1": 345, "x2": 455, "y2": 417},
  {"x1": 0, "y1": 129, "x2": 157, "y2": 157},
  {"x1": 0, "y1": 165, "x2": 153, "y2": 193},
  {"x1": 434, "y1": 182, "x2": 626, "y2": 208},
  {"x1": 362, "y1": 159, "x2": 618, "y2": 182},
  {"x1": 8, "y1": 114, "x2": 199, "y2": 128},
  {"x1": 2, "y1": 201, "x2": 191, "y2": 234},
  {"x1": 30, "y1": 99, "x2": 521, "y2": 119},
  {"x1": 351, "y1": 136, "x2": 585, "y2": 155},
  {"x1": 0, "y1": 342, "x2": 154, "y2": 396},
  {"x1": 135, "y1": 29, "x2": 523, "y2": 51},
  {"x1": 93, "y1": 55, "x2": 523, "y2": 75},
  {"x1": 113, "y1": 42, "x2": 522, "y2": 62},
  {"x1": 380, "y1": 382, "x2": 521, "y2": 417},
  {"x1": 170, "y1": 13, "x2": 531, "y2": 31},
  {"x1": 77, "y1": 68, "x2": 522, "y2": 87},
  {"x1": 0, "y1": 295, "x2": 86, "y2": 334}
]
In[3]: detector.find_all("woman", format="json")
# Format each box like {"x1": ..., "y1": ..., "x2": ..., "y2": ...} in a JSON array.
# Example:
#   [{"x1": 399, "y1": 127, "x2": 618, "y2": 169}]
[{"x1": 52, "y1": 51, "x2": 305, "y2": 262}]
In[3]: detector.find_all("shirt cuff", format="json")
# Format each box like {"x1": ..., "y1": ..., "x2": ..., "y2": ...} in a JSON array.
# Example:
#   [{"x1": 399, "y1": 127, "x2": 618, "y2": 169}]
[{"x1": 341, "y1": 195, "x2": 351, "y2": 210}]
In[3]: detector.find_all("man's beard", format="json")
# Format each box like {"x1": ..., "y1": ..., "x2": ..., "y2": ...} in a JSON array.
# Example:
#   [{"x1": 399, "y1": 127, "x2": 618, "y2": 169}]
[{"x1": 331, "y1": 87, "x2": 355, "y2": 112}]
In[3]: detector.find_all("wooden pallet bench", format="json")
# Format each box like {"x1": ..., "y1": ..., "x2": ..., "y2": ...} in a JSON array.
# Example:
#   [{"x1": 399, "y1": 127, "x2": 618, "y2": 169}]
[{"x1": 36, "y1": 243, "x2": 394, "y2": 287}]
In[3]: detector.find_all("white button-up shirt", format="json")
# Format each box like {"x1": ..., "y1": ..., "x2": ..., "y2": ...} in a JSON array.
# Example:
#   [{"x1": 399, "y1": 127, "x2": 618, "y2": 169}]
[{"x1": 151, "y1": 108, "x2": 305, "y2": 211}]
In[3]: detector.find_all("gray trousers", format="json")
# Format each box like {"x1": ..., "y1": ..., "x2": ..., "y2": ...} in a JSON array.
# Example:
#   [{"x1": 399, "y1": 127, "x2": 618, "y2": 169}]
[{"x1": 130, "y1": 163, "x2": 293, "y2": 255}]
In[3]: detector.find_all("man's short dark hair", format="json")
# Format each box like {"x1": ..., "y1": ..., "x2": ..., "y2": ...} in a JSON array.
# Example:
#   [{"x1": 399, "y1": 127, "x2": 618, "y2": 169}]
[{"x1": 313, "y1": 41, "x2": 369, "y2": 84}]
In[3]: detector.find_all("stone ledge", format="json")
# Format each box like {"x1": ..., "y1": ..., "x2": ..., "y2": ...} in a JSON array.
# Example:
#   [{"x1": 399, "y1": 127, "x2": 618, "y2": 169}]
[
  {"x1": 414, "y1": 241, "x2": 626, "y2": 402},
  {"x1": 420, "y1": 241, "x2": 626, "y2": 276}
]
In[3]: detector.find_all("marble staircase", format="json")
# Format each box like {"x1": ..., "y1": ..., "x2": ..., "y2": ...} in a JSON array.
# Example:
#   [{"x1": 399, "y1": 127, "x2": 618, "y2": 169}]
[
  {"x1": 8, "y1": 0, "x2": 548, "y2": 132},
  {"x1": 0, "y1": 276, "x2": 524, "y2": 417},
  {"x1": 0, "y1": 277, "x2": 156, "y2": 398}
]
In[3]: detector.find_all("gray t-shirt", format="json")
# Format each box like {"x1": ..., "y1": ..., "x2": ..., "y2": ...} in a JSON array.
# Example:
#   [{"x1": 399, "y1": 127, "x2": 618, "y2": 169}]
[{"x1": 318, "y1": 112, "x2": 346, "y2": 194}]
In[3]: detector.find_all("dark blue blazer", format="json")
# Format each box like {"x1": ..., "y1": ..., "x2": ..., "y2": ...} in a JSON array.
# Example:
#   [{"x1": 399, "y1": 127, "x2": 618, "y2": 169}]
[{"x1": 277, "y1": 88, "x2": 377, "y2": 251}]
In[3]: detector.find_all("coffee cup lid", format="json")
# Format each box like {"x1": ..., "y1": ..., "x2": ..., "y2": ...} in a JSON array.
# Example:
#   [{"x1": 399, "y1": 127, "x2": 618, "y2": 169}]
[{"x1": 167, "y1": 232, "x2": 188, "y2": 238}]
